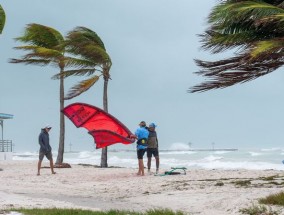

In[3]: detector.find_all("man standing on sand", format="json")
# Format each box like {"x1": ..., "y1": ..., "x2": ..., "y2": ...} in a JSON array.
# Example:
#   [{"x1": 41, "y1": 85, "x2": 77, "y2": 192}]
[
  {"x1": 147, "y1": 123, "x2": 159, "y2": 174},
  {"x1": 37, "y1": 125, "x2": 56, "y2": 176},
  {"x1": 133, "y1": 121, "x2": 149, "y2": 176}
]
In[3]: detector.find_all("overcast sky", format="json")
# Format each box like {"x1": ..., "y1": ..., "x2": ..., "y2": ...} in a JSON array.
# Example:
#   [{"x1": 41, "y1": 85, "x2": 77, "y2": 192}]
[{"x1": 1, "y1": 0, "x2": 284, "y2": 152}]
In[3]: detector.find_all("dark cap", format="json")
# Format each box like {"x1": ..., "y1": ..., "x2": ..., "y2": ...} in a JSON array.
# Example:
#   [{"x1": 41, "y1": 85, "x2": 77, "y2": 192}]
[{"x1": 139, "y1": 121, "x2": 146, "y2": 127}]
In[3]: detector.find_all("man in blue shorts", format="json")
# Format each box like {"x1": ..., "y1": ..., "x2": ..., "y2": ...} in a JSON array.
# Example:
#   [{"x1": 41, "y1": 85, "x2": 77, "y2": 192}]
[
  {"x1": 134, "y1": 121, "x2": 149, "y2": 176},
  {"x1": 37, "y1": 125, "x2": 56, "y2": 176},
  {"x1": 147, "y1": 123, "x2": 159, "y2": 174}
]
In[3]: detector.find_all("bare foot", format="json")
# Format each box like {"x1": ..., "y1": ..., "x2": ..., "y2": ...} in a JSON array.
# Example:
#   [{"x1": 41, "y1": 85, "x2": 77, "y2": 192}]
[
  {"x1": 37, "y1": 173, "x2": 40, "y2": 176},
  {"x1": 52, "y1": 172, "x2": 56, "y2": 174}
]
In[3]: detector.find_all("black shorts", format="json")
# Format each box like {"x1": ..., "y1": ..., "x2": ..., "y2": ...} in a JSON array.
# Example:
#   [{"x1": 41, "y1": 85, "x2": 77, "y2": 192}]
[
  {"x1": 39, "y1": 151, "x2": 53, "y2": 161},
  {"x1": 137, "y1": 149, "x2": 146, "y2": 159},
  {"x1": 147, "y1": 148, "x2": 159, "y2": 158}
]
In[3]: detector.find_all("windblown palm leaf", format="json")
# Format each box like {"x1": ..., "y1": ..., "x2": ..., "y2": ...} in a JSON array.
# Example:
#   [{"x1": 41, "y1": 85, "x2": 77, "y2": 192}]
[
  {"x1": 190, "y1": 0, "x2": 284, "y2": 93},
  {"x1": 0, "y1": 5, "x2": 5, "y2": 34},
  {"x1": 54, "y1": 26, "x2": 112, "y2": 100},
  {"x1": 11, "y1": 24, "x2": 65, "y2": 66},
  {"x1": 65, "y1": 75, "x2": 100, "y2": 99}
]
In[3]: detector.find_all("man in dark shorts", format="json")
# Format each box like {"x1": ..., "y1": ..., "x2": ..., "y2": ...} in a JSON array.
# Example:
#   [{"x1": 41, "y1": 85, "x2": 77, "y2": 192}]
[
  {"x1": 37, "y1": 124, "x2": 56, "y2": 176},
  {"x1": 147, "y1": 123, "x2": 159, "y2": 174},
  {"x1": 133, "y1": 121, "x2": 149, "y2": 176}
]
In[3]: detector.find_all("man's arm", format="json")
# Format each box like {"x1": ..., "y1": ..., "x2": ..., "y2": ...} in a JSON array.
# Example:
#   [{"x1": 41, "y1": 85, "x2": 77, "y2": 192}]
[{"x1": 38, "y1": 134, "x2": 47, "y2": 152}]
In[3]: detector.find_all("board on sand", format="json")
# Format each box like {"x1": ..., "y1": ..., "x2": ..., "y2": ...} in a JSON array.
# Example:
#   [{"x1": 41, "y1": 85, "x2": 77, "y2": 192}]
[{"x1": 155, "y1": 167, "x2": 187, "y2": 176}]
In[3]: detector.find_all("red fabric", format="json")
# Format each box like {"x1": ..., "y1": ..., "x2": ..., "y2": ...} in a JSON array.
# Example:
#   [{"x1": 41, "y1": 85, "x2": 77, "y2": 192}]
[{"x1": 62, "y1": 103, "x2": 135, "y2": 148}]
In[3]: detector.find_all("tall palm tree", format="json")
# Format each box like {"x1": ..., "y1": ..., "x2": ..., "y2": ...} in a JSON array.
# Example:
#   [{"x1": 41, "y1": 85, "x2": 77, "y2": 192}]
[
  {"x1": 10, "y1": 23, "x2": 81, "y2": 164},
  {"x1": 190, "y1": 0, "x2": 284, "y2": 93},
  {"x1": 0, "y1": 4, "x2": 6, "y2": 34},
  {"x1": 53, "y1": 27, "x2": 112, "y2": 167}
]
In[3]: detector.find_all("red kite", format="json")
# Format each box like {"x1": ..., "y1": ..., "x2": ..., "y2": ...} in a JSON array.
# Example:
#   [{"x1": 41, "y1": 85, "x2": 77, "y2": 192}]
[{"x1": 62, "y1": 103, "x2": 135, "y2": 149}]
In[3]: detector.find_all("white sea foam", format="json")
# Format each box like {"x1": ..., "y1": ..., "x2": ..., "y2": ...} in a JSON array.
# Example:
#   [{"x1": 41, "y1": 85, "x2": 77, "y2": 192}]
[
  {"x1": 11, "y1": 148, "x2": 284, "y2": 170},
  {"x1": 261, "y1": 147, "x2": 282, "y2": 152},
  {"x1": 169, "y1": 142, "x2": 190, "y2": 151},
  {"x1": 160, "y1": 151, "x2": 197, "y2": 155},
  {"x1": 203, "y1": 155, "x2": 223, "y2": 162},
  {"x1": 249, "y1": 152, "x2": 262, "y2": 156},
  {"x1": 213, "y1": 151, "x2": 231, "y2": 155},
  {"x1": 77, "y1": 151, "x2": 96, "y2": 158}
]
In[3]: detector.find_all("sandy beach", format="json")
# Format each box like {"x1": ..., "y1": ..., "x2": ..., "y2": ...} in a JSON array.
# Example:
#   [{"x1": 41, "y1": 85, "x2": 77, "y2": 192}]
[{"x1": 0, "y1": 161, "x2": 284, "y2": 215}]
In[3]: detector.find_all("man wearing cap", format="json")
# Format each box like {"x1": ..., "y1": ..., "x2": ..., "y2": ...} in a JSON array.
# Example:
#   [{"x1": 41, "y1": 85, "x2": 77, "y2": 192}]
[
  {"x1": 147, "y1": 123, "x2": 159, "y2": 174},
  {"x1": 133, "y1": 121, "x2": 149, "y2": 176},
  {"x1": 37, "y1": 125, "x2": 56, "y2": 176}
]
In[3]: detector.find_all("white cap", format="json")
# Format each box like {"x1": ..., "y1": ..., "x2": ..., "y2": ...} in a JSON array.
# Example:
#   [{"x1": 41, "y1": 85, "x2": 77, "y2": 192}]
[{"x1": 42, "y1": 124, "x2": 52, "y2": 129}]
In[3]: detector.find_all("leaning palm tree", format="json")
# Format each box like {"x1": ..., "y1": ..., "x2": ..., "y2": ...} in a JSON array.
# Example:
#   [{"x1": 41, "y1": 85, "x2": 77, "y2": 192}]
[
  {"x1": 10, "y1": 23, "x2": 81, "y2": 164},
  {"x1": 53, "y1": 27, "x2": 112, "y2": 167},
  {"x1": 190, "y1": 0, "x2": 284, "y2": 93},
  {"x1": 0, "y1": 4, "x2": 6, "y2": 34}
]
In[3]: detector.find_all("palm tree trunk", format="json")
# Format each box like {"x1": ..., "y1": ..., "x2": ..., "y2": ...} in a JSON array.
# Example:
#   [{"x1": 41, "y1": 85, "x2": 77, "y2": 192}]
[
  {"x1": 100, "y1": 76, "x2": 108, "y2": 167},
  {"x1": 56, "y1": 69, "x2": 65, "y2": 164}
]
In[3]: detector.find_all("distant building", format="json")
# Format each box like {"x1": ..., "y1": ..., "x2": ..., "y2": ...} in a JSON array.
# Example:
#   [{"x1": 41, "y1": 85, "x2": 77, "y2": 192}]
[{"x1": 0, "y1": 113, "x2": 13, "y2": 160}]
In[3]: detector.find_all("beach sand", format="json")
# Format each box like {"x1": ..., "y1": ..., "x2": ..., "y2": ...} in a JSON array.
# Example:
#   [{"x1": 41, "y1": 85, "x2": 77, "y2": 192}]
[{"x1": 0, "y1": 161, "x2": 284, "y2": 215}]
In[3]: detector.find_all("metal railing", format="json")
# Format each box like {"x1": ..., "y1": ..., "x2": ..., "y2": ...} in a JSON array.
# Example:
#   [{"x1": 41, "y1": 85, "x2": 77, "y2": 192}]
[{"x1": 0, "y1": 140, "x2": 13, "y2": 152}]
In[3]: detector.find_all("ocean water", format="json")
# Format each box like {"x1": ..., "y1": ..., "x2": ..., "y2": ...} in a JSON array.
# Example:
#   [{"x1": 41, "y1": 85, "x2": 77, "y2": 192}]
[{"x1": 13, "y1": 146, "x2": 284, "y2": 171}]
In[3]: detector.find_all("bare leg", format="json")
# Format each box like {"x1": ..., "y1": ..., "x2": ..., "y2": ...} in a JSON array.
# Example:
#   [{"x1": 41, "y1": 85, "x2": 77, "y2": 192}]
[
  {"x1": 137, "y1": 159, "x2": 141, "y2": 175},
  {"x1": 50, "y1": 158, "x2": 56, "y2": 174},
  {"x1": 155, "y1": 156, "x2": 160, "y2": 173},
  {"x1": 147, "y1": 157, "x2": 151, "y2": 172},
  {"x1": 138, "y1": 159, "x2": 144, "y2": 176},
  {"x1": 37, "y1": 160, "x2": 42, "y2": 176}
]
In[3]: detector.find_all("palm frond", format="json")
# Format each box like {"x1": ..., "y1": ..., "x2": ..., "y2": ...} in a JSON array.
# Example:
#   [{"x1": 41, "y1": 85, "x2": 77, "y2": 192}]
[
  {"x1": 202, "y1": 1, "x2": 284, "y2": 52},
  {"x1": 209, "y1": 1, "x2": 284, "y2": 25},
  {"x1": 200, "y1": 30, "x2": 254, "y2": 53},
  {"x1": 9, "y1": 58, "x2": 51, "y2": 66},
  {"x1": 52, "y1": 68, "x2": 99, "y2": 80},
  {"x1": 66, "y1": 42, "x2": 111, "y2": 63},
  {"x1": 250, "y1": 39, "x2": 284, "y2": 59},
  {"x1": 191, "y1": 52, "x2": 284, "y2": 93},
  {"x1": 191, "y1": 0, "x2": 284, "y2": 93},
  {"x1": 0, "y1": 5, "x2": 6, "y2": 34},
  {"x1": 66, "y1": 26, "x2": 106, "y2": 50},
  {"x1": 15, "y1": 46, "x2": 63, "y2": 58},
  {"x1": 64, "y1": 57, "x2": 99, "y2": 68},
  {"x1": 65, "y1": 75, "x2": 100, "y2": 100},
  {"x1": 65, "y1": 27, "x2": 112, "y2": 67},
  {"x1": 15, "y1": 23, "x2": 64, "y2": 50}
]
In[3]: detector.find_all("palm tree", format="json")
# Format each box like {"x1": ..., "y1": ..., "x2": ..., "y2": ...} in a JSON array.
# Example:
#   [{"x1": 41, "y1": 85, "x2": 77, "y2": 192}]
[
  {"x1": 0, "y1": 4, "x2": 6, "y2": 34},
  {"x1": 53, "y1": 27, "x2": 112, "y2": 167},
  {"x1": 190, "y1": 0, "x2": 284, "y2": 93},
  {"x1": 10, "y1": 23, "x2": 81, "y2": 164}
]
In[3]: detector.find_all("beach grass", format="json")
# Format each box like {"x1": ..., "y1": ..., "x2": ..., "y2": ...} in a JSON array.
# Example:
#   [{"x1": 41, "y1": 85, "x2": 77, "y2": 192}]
[
  {"x1": 13, "y1": 208, "x2": 187, "y2": 215},
  {"x1": 239, "y1": 191, "x2": 284, "y2": 214},
  {"x1": 239, "y1": 204, "x2": 279, "y2": 215},
  {"x1": 232, "y1": 180, "x2": 251, "y2": 187},
  {"x1": 259, "y1": 191, "x2": 284, "y2": 206}
]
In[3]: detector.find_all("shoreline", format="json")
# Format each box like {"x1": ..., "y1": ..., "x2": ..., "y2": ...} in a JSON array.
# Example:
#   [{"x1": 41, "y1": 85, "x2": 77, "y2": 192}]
[{"x1": 1, "y1": 160, "x2": 284, "y2": 214}]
